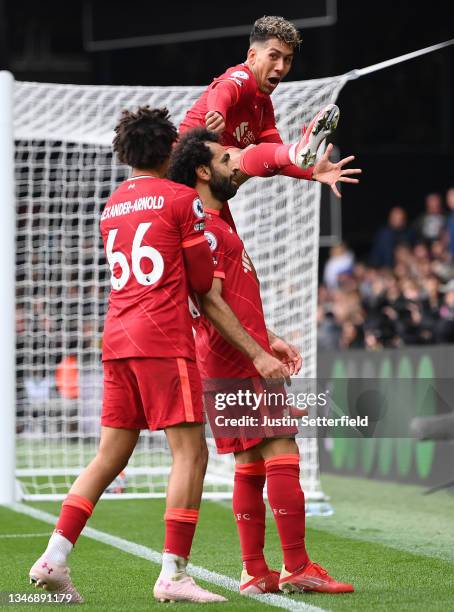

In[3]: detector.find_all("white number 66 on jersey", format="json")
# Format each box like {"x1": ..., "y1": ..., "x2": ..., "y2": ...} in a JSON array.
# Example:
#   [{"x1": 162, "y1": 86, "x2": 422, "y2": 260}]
[{"x1": 106, "y1": 222, "x2": 164, "y2": 290}]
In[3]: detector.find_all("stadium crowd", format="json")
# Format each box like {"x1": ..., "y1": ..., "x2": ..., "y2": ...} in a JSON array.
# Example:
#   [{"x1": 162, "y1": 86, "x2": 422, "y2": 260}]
[{"x1": 318, "y1": 188, "x2": 454, "y2": 350}]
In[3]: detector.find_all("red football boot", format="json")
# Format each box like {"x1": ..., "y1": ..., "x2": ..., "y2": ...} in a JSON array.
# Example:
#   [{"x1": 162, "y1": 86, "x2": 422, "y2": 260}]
[
  {"x1": 240, "y1": 569, "x2": 280, "y2": 594},
  {"x1": 279, "y1": 561, "x2": 354, "y2": 594}
]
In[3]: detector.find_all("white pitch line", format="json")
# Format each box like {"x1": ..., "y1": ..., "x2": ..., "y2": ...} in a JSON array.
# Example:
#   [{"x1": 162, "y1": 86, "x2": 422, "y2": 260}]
[
  {"x1": 0, "y1": 532, "x2": 50, "y2": 539},
  {"x1": 9, "y1": 502, "x2": 327, "y2": 612}
]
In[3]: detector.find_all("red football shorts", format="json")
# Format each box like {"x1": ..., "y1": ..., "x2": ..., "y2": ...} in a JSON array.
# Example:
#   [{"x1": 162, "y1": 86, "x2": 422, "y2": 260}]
[
  {"x1": 102, "y1": 357, "x2": 203, "y2": 430},
  {"x1": 203, "y1": 376, "x2": 297, "y2": 454}
]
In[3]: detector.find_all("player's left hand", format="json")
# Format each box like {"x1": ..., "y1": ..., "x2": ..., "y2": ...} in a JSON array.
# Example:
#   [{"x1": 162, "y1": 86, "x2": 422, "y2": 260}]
[
  {"x1": 312, "y1": 143, "x2": 362, "y2": 198},
  {"x1": 269, "y1": 336, "x2": 302, "y2": 376}
]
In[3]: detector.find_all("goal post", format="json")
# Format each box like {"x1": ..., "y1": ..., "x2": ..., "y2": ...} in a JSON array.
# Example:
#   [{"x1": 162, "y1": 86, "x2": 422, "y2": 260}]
[
  {"x1": 0, "y1": 70, "x2": 16, "y2": 505},
  {"x1": 11, "y1": 74, "x2": 348, "y2": 505}
]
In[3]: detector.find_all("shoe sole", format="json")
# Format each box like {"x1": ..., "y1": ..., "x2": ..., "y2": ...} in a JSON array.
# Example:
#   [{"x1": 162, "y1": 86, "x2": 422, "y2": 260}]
[
  {"x1": 279, "y1": 580, "x2": 353, "y2": 594},
  {"x1": 154, "y1": 596, "x2": 226, "y2": 603},
  {"x1": 240, "y1": 586, "x2": 277, "y2": 595},
  {"x1": 297, "y1": 105, "x2": 340, "y2": 169},
  {"x1": 154, "y1": 591, "x2": 226, "y2": 603}
]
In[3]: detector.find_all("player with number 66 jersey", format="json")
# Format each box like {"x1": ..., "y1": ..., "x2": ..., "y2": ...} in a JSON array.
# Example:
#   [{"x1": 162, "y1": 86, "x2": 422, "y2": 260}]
[
  {"x1": 29, "y1": 108, "x2": 226, "y2": 605},
  {"x1": 100, "y1": 175, "x2": 208, "y2": 362}
]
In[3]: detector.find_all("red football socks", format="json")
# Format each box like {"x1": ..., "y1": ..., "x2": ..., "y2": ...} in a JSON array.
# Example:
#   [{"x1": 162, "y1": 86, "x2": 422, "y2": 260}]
[
  {"x1": 233, "y1": 461, "x2": 269, "y2": 577},
  {"x1": 54, "y1": 493, "x2": 94, "y2": 545},
  {"x1": 239, "y1": 144, "x2": 313, "y2": 180},
  {"x1": 279, "y1": 163, "x2": 315, "y2": 180},
  {"x1": 265, "y1": 454, "x2": 309, "y2": 572},
  {"x1": 164, "y1": 508, "x2": 199, "y2": 559}
]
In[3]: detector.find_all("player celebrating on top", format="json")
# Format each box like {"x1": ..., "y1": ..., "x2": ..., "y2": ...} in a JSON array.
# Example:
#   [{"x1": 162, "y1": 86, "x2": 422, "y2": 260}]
[
  {"x1": 28, "y1": 107, "x2": 226, "y2": 604},
  {"x1": 180, "y1": 15, "x2": 360, "y2": 197}
]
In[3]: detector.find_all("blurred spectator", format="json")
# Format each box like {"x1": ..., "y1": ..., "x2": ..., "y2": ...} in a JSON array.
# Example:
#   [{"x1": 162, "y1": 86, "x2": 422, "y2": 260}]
[
  {"x1": 436, "y1": 280, "x2": 454, "y2": 342},
  {"x1": 393, "y1": 280, "x2": 432, "y2": 344},
  {"x1": 413, "y1": 192, "x2": 446, "y2": 245},
  {"x1": 369, "y1": 207, "x2": 415, "y2": 267},
  {"x1": 421, "y1": 275, "x2": 443, "y2": 320},
  {"x1": 339, "y1": 321, "x2": 364, "y2": 349},
  {"x1": 317, "y1": 285, "x2": 341, "y2": 350},
  {"x1": 317, "y1": 307, "x2": 341, "y2": 351},
  {"x1": 430, "y1": 239, "x2": 454, "y2": 281},
  {"x1": 323, "y1": 242, "x2": 354, "y2": 289},
  {"x1": 445, "y1": 187, "x2": 454, "y2": 258},
  {"x1": 318, "y1": 192, "x2": 454, "y2": 351}
]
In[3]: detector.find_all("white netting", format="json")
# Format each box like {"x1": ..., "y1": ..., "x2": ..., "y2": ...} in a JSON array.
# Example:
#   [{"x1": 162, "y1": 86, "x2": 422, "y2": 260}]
[{"x1": 14, "y1": 75, "x2": 347, "y2": 501}]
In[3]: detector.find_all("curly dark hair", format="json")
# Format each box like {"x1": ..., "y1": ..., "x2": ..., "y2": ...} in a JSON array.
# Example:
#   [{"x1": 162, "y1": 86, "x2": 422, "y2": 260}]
[
  {"x1": 167, "y1": 128, "x2": 219, "y2": 188},
  {"x1": 250, "y1": 15, "x2": 301, "y2": 49},
  {"x1": 113, "y1": 106, "x2": 177, "y2": 169}
]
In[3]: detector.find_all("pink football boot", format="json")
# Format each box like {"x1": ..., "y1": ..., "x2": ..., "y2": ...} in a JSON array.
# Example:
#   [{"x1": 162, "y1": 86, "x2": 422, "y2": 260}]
[
  {"x1": 29, "y1": 556, "x2": 83, "y2": 603},
  {"x1": 153, "y1": 574, "x2": 227, "y2": 603}
]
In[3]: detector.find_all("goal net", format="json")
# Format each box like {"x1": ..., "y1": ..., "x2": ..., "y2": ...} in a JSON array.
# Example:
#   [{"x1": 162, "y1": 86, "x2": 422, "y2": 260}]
[{"x1": 12, "y1": 75, "x2": 347, "y2": 503}]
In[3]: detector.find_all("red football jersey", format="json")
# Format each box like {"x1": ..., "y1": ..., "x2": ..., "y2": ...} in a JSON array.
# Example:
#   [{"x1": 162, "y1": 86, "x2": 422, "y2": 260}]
[
  {"x1": 180, "y1": 63, "x2": 281, "y2": 148},
  {"x1": 100, "y1": 176, "x2": 207, "y2": 361},
  {"x1": 194, "y1": 207, "x2": 271, "y2": 380}
]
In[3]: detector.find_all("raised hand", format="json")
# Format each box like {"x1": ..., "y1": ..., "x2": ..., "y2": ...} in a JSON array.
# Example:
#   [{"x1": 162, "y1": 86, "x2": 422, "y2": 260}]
[{"x1": 313, "y1": 143, "x2": 362, "y2": 198}]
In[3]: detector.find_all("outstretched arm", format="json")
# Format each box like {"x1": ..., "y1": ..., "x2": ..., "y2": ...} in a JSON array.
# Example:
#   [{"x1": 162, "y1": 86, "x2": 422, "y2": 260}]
[{"x1": 312, "y1": 143, "x2": 362, "y2": 198}]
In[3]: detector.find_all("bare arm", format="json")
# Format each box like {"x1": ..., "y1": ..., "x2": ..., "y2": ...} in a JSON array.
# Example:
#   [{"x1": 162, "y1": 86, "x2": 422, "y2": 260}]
[{"x1": 199, "y1": 278, "x2": 290, "y2": 381}]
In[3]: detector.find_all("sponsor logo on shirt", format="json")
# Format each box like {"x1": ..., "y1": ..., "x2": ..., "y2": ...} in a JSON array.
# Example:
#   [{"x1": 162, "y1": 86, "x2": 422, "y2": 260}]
[
  {"x1": 204, "y1": 231, "x2": 218, "y2": 251},
  {"x1": 234, "y1": 121, "x2": 249, "y2": 142},
  {"x1": 193, "y1": 197, "x2": 206, "y2": 218},
  {"x1": 228, "y1": 77, "x2": 243, "y2": 87},
  {"x1": 233, "y1": 121, "x2": 255, "y2": 145},
  {"x1": 194, "y1": 221, "x2": 205, "y2": 231},
  {"x1": 230, "y1": 70, "x2": 249, "y2": 80}
]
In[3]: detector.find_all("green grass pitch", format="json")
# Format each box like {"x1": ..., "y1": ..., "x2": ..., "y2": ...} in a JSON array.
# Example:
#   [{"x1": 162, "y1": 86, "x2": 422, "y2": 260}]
[{"x1": 1, "y1": 474, "x2": 453, "y2": 611}]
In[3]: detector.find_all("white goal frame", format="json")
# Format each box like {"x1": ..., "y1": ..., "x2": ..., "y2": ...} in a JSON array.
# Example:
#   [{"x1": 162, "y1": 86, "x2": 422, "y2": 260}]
[
  {"x1": 0, "y1": 71, "x2": 16, "y2": 505},
  {"x1": 2, "y1": 71, "x2": 349, "y2": 509}
]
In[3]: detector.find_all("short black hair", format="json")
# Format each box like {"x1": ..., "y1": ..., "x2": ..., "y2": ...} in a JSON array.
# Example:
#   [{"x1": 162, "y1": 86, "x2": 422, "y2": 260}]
[
  {"x1": 250, "y1": 15, "x2": 301, "y2": 49},
  {"x1": 167, "y1": 128, "x2": 219, "y2": 188},
  {"x1": 113, "y1": 106, "x2": 177, "y2": 169}
]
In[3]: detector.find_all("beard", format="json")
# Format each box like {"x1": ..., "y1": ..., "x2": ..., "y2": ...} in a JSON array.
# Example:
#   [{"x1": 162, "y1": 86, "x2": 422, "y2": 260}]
[{"x1": 209, "y1": 170, "x2": 238, "y2": 202}]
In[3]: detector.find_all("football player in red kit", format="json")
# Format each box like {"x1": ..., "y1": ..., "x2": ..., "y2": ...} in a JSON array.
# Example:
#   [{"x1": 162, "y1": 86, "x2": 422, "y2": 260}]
[
  {"x1": 180, "y1": 15, "x2": 361, "y2": 199},
  {"x1": 28, "y1": 108, "x2": 226, "y2": 604},
  {"x1": 168, "y1": 129, "x2": 354, "y2": 596}
]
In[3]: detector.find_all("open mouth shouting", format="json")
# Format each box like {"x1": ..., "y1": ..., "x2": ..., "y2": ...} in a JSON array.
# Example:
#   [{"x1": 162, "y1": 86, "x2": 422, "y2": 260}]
[{"x1": 266, "y1": 76, "x2": 281, "y2": 90}]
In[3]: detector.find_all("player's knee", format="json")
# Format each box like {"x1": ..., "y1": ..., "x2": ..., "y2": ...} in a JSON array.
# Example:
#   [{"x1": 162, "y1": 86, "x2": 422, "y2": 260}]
[
  {"x1": 173, "y1": 441, "x2": 208, "y2": 475},
  {"x1": 96, "y1": 446, "x2": 129, "y2": 473},
  {"x1": 188, "y1": 444, "x2": 209, "y2": 471},
  {"x1": 263, "y1": 437, "x2": 299, "y2": 459}
]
